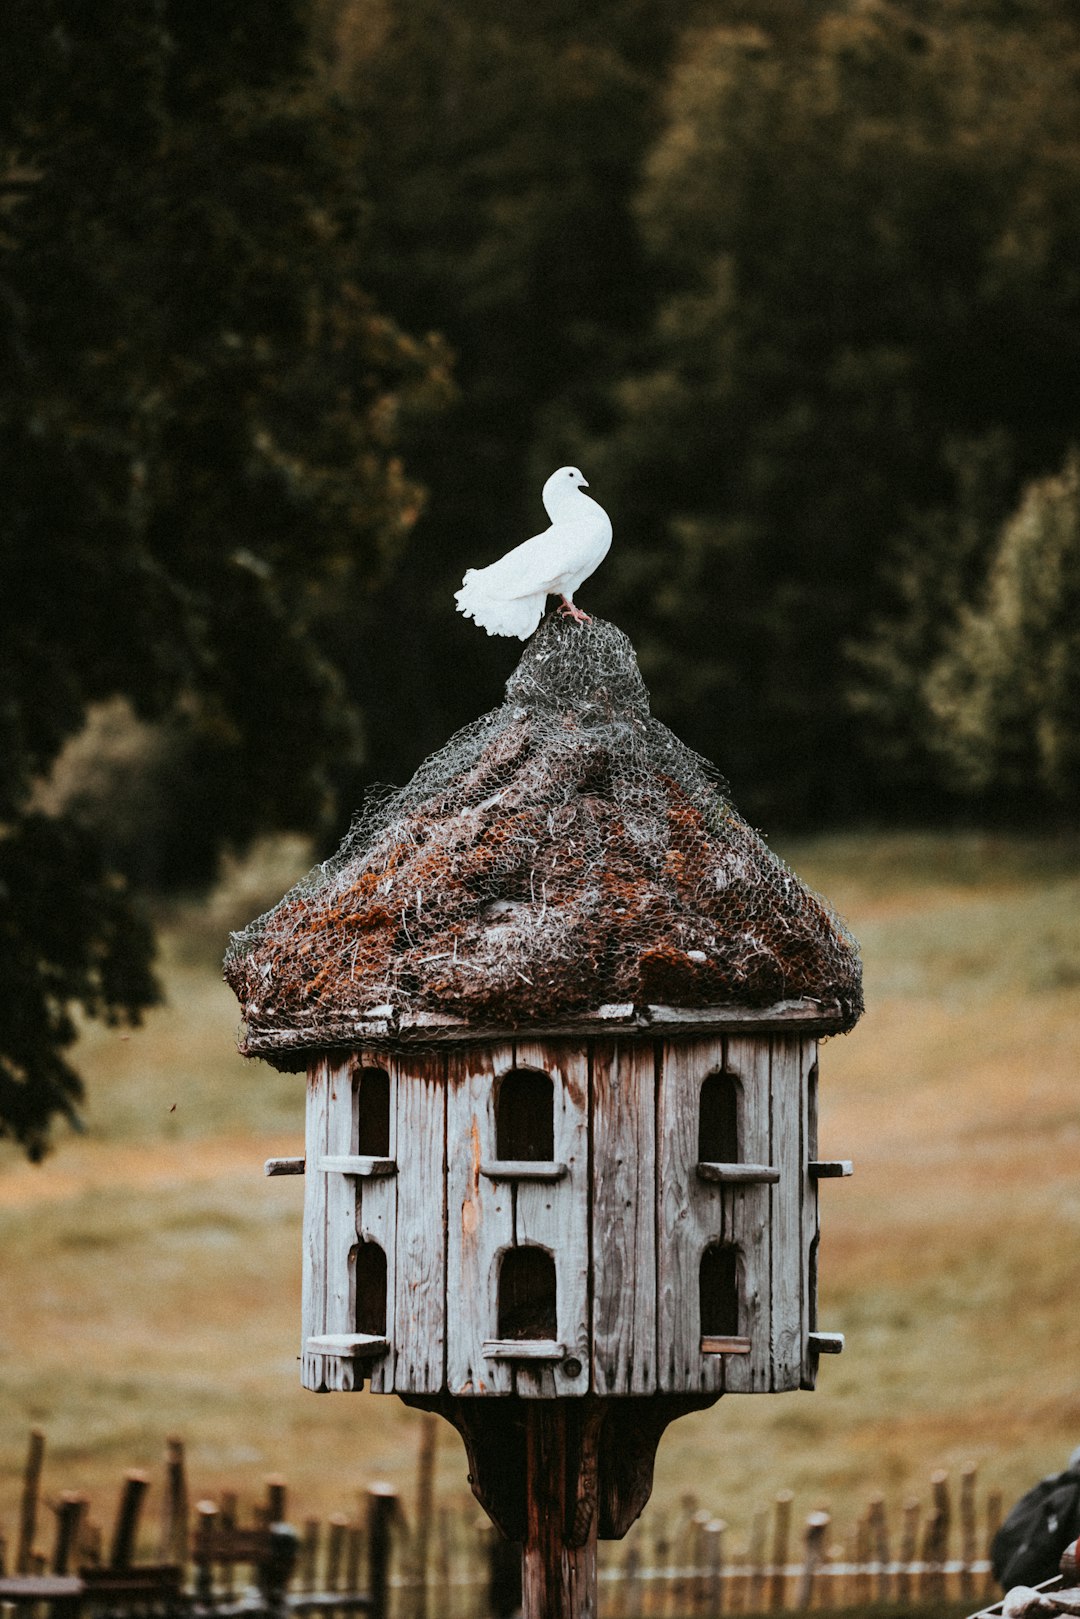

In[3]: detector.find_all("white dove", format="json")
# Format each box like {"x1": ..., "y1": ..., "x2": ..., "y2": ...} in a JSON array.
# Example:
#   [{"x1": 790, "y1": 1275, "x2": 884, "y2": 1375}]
[{"x1": 454, "y1": 466, "x2": 612, "y2": 639}]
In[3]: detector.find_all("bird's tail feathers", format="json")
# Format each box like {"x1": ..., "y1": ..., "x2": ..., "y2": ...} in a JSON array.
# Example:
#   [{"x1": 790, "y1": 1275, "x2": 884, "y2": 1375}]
[{"x1": 454, "y1": 579, "x2": 544, "y2": 640}]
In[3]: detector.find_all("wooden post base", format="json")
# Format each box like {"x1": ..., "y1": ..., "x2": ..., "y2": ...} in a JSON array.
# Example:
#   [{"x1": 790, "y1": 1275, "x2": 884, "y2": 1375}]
[
  {"x1": 403, "y1": 1391, "x2": 720, "y2": 1618},
  {"x1": 522, "y1": 1403, "x2": 601, "y2": 1619}
]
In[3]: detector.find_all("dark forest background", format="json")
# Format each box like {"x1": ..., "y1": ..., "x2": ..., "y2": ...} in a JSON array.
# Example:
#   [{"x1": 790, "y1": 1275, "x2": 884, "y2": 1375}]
[{"x1": 3, "y1": 0, "x2": 1080, "y2": 1154}]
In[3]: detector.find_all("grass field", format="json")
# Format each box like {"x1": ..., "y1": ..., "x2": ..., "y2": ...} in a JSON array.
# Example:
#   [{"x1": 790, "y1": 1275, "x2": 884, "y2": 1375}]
[{"x1": 2, "y1": 831, "x2": 1078, "y2": 1553}]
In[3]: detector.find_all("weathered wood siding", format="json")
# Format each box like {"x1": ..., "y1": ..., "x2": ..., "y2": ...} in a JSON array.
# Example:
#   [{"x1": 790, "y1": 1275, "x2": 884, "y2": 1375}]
[
  {"x1": 591, "y1": 1041, "x2": 657, "y2": 1394},
  {"x1": 801, "y1": 1055, "x2": 821, "y2": 1390},
  {"x1": 391, "y1": 1051, "x2": 446, "y2": 1394},
  {"x1": 446, "y1": 1045, "x2": 513, "y2": 1394},
  {"x1": 655, "y1": 1036, "x2": 817, "y2": 1395},
  {"x1": 514, "y1": 1041, "x2": 590, "y2": 1399},
  {"x1": 301, "y1": 1058, "x2": 331, "y2": 1392},
  {"x1": 300, "y1": 1031, "x2": 822, "y2": 1398}
]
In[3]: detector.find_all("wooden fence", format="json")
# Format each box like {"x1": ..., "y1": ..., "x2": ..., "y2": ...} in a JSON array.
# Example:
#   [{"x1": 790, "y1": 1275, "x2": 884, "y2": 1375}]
[{"x1": 0, "y1": 1427, "x2": 1006, "y2": 1618}]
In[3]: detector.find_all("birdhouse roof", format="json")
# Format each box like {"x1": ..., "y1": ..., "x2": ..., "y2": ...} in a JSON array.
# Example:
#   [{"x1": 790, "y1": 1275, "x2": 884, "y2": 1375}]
[{"x1": 225, "y1": 616, "x2": 862, "y2": 1064}]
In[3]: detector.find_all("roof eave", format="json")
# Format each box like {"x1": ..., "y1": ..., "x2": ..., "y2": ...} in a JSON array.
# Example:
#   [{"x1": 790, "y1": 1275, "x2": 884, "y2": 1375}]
[{"x1": 239, "y1": 996, "x2": 859, "y2": 1071}]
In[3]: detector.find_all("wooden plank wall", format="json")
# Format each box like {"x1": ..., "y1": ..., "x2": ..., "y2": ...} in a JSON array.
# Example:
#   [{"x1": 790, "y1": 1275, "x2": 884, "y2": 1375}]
[
  {"x1": 446, "y1": 1045, "x2": 512, "y2": 1395},
  {"x1": 391, "y1": 1052, "x2": 446, "y2": 1395},
  {"x1": 591, "y1": 1040, "x2": 657, "y2": 1394},
  {"x1": 301, "y1": 1057, "x2": 331, "y2": 1393},
  {"x1": 304, "y1": 1033, "x2": 821, "y2": 1398}
]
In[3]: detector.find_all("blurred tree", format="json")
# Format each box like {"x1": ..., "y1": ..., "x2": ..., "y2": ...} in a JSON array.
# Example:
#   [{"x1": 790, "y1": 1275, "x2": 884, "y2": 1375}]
[
  {"x1": 319, "y1": 0, "x2": 695, "y2": 787},
  {"x1": 586, "y1": 2, "x2": 1080, "y2": 821},
  {"x1": 921, "y1": 453, "x2": 1080, "y2": 803},
  {"x1": 0, "y1": 0, "x2": 449, "y2": 1157}
]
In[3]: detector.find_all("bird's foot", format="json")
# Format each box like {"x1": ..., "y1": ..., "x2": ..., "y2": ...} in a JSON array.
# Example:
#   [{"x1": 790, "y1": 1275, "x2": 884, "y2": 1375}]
[{"x1": 558, "y1": 597, "x2": 592, "y2": 624}]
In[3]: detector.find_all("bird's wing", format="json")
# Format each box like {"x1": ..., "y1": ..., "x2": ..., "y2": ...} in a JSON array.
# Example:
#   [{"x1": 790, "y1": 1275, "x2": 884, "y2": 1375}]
[{"x1": 471, "y1": 520, "x2": 602, "y2": 601}]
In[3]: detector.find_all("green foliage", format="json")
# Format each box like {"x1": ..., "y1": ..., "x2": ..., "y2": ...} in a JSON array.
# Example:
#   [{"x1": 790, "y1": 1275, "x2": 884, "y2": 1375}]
[
  {"x1": 0, "y1": 0, "x2": 449, "y2": 1154},
  {"x1": 922, "y1": 453, "x2": 1080, "y2": 800},
  {"x1": 588, "y1": 2, "x2": 1080, "y2": 818}
]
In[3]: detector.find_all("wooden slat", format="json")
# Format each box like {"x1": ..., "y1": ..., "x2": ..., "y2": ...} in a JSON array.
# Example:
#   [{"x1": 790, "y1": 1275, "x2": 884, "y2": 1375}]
[
  {"x1": 808, "y1": 1331, "x2": 844, "y2": 1354},
  {"x1": 301, "y1": 1059, "x2": 331, "y2": 1391},
  {"x1": 802, "y1": 1055, "x2": 821, "y2": 1389},
  {"x1": 700, "y1": 1336, "x2": 751, "y2": 1355},
  {"x1": 305, "y1": 1334, "x2": 390, "y2": 1357},
  {"x1": 657, "y1": 1037, "x2": 725, "y2": 1394},
  {"x1": 446, "y1": 1044, "x2": 513, "y2": 1394},
  {"x1": 391, "y1": 1050, "x2": 445, "y2": 1394},
  {"x1": 809, "y1": 1159, "x2": 852, "y2": 1178},
  {"x1": 697, "y1": 1162, "x2": 779, "y2": 1184},
  {"x1": 723, "y1": 1038, "x2": 773, "y2": 1394},
  {"x1": 318, "y1": 1156, "x2": 396, "y2": 1177},
  {"x1": 356, "y1": 1057, "x2": 398, "y2": 1395},
  {"x1": 265, "y1": 1157, "x2": 305, "y2": 1176},
  {"x1": 592, "y1": 1039, "x2": 657, "y2": 1394},
  {"x1": 769, "y1": 1037, "x2": 808, "y2": 1389},
  {"x1": 479, "y1": 1160, "x2": 568, "y2": 1182},
  {"x1": 324, "y1": 1057, "x2": 364, "y2": 1392},
  {"x1": 482, "y1": 1340, "x2": 566, "y2": 1361},
  {"x1": 513, "y1": 1040, "x2": 590, "y2": 1398}
]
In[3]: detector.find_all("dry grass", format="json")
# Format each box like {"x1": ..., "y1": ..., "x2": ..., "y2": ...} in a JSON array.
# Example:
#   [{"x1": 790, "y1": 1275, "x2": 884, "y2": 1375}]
[{"x1": 1, "y1": 830, "x2": 1078, "y2": 1549}]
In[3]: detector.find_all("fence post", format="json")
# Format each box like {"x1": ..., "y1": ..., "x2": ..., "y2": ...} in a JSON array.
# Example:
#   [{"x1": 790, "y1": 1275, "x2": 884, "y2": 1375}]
[
  {"x1": 366, "y1": 1483, "x2": 397, "y2": 1619},
  {"x1": 17, "y1": 1429, "x2": 46, "y2": 1573},
  {"x1": 749, "y1": 1508, "x2": 768, "y2": 1614},
  {"x1": 109, "y1": 1471, "x2": 150, "y2": 1571},
  {"x1": 411, "y1": 1414, "x2": 437, "y2": 1619},
  {"x1": 853, "y1": 1513, "x2": 871, "y2": 1607},
  {"x1": 301, "y1": 1519, "x2": 320, "y2": 1593},
  {"x1": 867, "y1": 1494, "x2": 890, "y2": 1603},
  {"x1": 52, "y1": 1494, "x2": 86, "y2": 1576},
  {"x1": 795, "y1": 1512, "x2": 830, "y2": 1610},
  {"x1": 159, "y1": 1437, "x2": 189, "y2": 1564},
  {"x1": 704, "y1": 1520, "x2": 726, "y2": 1619},
  {"x1": 264, "y1": 1524, "x2": 301, "y2": 1619},
  {"x1": 770, "y1": 1493, "x2": 794, "y2": 1613},
  {"x1": 621, "y1": 1532, "x2": 642, "y2": 1619},
  {"x1": 897, "y1": 1498, "x2": 920, "y2": 1604},
  {"x1": 265, "y1": 1476, "x2": 288, "y2": 1527},
  {"x1": 195, "y1": 1500, "x2": 218, "y2": 1608},
  {"x1": 986, "y1": 1490, "x2": 1004, "y2": 1596},
  {"x1": 960, "y1": 1464, "x2": 978, "y2": 1601}
]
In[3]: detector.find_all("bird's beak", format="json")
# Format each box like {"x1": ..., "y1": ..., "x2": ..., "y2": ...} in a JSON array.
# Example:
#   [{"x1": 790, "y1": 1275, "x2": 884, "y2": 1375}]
[{"x1": 580, "y1": 477, "x2": 589, "y2": 488}]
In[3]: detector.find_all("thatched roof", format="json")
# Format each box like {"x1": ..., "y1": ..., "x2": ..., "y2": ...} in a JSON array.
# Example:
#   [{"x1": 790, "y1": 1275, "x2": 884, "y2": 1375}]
[{"x1": 225, "y1": 616, "x2": 862, "y2": 1062}]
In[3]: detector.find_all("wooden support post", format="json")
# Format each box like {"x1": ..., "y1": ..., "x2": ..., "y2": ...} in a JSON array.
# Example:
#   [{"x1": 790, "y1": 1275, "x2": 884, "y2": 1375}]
[
  {"x1": 366, "y1": 1484, "x2": 397, "y2": 1619},
  {"x1": 522, "y1": 1404, "x2": 599, "y2": 1619},
  {"x1": 108, "y1": 1472, "x2": 149, "y2": 1571},
  {"x1": 17, "y1": 1429, "x2": 45, "y2": 1573}
]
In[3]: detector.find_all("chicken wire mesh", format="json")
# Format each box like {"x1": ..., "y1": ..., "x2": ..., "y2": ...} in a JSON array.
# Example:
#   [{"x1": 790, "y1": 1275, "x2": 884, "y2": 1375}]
[{"x1": 225, "y1": 615, "x2": 862, "y2": 1051}]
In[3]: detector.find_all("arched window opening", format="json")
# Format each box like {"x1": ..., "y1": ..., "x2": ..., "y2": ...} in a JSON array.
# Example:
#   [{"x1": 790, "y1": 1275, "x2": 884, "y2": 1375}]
[
  {"x1": 700, "y1": 1242, "x2": 740, "y2": 1338},
  {"x1": 699, "y1": 1070, "x2": 739, "y2": 1163},
  {"x1": 355, "y1": 1066, "x2": 390, "y2": 1157},
  {"x1": 496, "y1": 1069, "x2": 553, "y2": 1161},
  {"x1": 354, "y1": 1241, "x2": 388, "y2": 1337},
  {"x1": 497, "y1": 1246, "x2": 557, "y2": 1340}
]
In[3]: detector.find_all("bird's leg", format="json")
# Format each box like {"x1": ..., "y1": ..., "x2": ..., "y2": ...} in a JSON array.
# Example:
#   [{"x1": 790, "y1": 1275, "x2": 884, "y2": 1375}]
[{"x1": 558, "y1": 596, "x2": 592, "y2": 624}]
